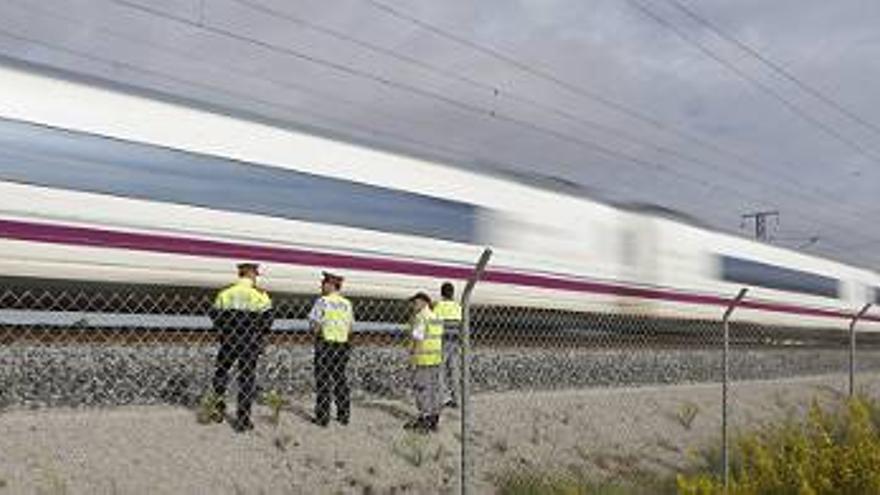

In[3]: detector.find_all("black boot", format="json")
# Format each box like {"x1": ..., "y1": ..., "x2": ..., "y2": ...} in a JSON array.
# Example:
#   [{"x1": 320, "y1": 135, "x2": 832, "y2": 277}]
[
  {"x1": 232, "y1": 412, "x2": 254, "y2": 433},
  {"x1": 428, "y1": 415, "x2": 440, "y2": 432}
]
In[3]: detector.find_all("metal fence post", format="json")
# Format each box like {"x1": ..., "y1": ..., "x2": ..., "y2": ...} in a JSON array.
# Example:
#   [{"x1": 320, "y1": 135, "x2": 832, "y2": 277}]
[
  {"x1": 849, "y1": 303, "x2": 872, "y2": 397},
  {"x1": 722, "y1": 288, "x2": 748, "y2": 493},
  {"x1": 459, "y1": 248, "x2": 493, "y2": 495}
]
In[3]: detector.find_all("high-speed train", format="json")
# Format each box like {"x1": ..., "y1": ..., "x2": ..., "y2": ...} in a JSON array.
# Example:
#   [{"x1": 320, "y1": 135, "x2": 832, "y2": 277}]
[{"x1": 0, "y1": 63, "x2": 877, "y2": 330}]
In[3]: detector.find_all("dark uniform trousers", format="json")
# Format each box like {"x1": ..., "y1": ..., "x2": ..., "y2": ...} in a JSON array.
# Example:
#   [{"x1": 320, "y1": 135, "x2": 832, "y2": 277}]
[
  {"x1": 314, "y1": 340, "x2": 351, "y2": 423},
  {"x1": 212, "y1": 312, "x2": 269, "y2": 418}
]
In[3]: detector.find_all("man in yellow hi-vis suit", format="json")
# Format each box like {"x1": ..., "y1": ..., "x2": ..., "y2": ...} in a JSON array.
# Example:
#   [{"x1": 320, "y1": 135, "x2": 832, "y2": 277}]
[
  {"x1": 434, "y1": 282, "x2": 463, "y2": 409},
  {"x1": 309, "y1": 271, "x2": 354, "y2": 427},
  {"x1": 404, "y1": 291, "x2": 444, "y2": 433},
  {"x1": 209, "y1": 263, "x2": 273, "y2": 432}
]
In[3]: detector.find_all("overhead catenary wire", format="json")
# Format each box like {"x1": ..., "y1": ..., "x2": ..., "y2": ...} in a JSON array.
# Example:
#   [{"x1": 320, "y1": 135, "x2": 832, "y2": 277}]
[
  {"x1": 13, "y1": 0, "x2": 844, "y2": 225},
  {"x1": 355, "y1": 0, "x2": 879, "y2": 221},
  {"x1": 627, "y1": 0, "x2": 880, "y2": 163},
  {"x1": 357, "y1": 0, "x2": 866, "y2": 181},
  {"x1": 109, "y1": 0, "x2": 880, "y2": 253},
  {"x1": 665, "y1": 0, "x2": 880, "y2": 139},
  {"x1": 0, "y1": 13, "x2": 658, "y2": 204},
  {"x1": 103, "y1": 0, "x2": 778, "y2": 199},
  {"x1": 232, "y1": 0, "x2": 875, "y2": 222}
]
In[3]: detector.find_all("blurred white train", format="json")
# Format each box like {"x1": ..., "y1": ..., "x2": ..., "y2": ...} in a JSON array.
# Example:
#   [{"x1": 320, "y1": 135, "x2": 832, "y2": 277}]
[{"x1": 0, "y1": 64, "x2": 877, "y2": 330}]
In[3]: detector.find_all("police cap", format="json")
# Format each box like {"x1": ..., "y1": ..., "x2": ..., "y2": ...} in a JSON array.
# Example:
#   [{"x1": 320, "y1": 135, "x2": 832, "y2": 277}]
[
  {"x1": 237, "y1": 262, "x2": 261, "y2": 275},
  {"x1": 322, "y1": 271, "x2": 344, "y2": 286}
]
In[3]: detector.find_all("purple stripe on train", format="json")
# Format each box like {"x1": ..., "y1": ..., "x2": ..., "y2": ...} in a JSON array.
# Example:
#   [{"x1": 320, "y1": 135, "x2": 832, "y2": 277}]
[{"x1": 0, "y1": 218, "x2": 874, "y2": 322}]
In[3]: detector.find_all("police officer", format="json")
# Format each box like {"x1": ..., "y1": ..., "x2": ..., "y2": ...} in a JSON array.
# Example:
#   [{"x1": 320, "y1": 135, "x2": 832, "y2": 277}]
[
  {"x1": 309, "y1": 271, "x2": 354, "y2": 427},
  {"x1": 404, "y1": 291, "x2": 444, "y2": 433},
  {"x1": 434, "y1": 282, "x2": 463, "y2": 408},
  {"x1": 210, "y1": 262, "x2": 273, "y2": 432}
]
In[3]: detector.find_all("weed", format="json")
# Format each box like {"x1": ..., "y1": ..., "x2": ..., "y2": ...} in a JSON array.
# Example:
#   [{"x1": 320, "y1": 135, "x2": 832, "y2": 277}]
[
  {"x1": 676, "y1": 402, "x2": 700, "y2": 430},
  {"x1": 196, "y1": 392, "x2": 223, "y2": 425},
  {"x1": 273, "y1": 434, "x2": 294, "y2": 452},
  {"x1": 263, "y1": 389, "x2": 287, "y2": 426},
  {"x1": 393, "y1": 434, "x2": 430, "y2": 467},
  {"x1": 492, "y1": 438, "x2": 510, "y2": 454}
]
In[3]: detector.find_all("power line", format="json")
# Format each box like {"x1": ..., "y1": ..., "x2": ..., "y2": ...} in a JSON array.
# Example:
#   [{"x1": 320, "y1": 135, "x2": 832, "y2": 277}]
[
  {"x1": 356, "y1": 0, "x2": 879, "y2": 226},
  {"x1": 359, "y1": 0, "x2": 878, "y2": 181},
  {"x1": 105, "y1": 0, "x2": 778, "y2": 200},
  {"x1": 3, "y1": 0, "x2": 877, "y2": 258},
  {"x1": 234, "y1": 0, "x2": 685, "y2": 160},
  {"x1": 232, "y1": 0, "x2": 879, "y2": 229},
  {"x1": 362, "y1": 0, "x2": 673, "y2": 131},
  {"x1": 628, "y1": 0, "x2": 880, "y2": 164},
  {"x1": 0, "y1": 12, "x2": 663, "y2": 206},
  {"x1": 665, "y1": 0, "x2": 880, "y2": 139}
]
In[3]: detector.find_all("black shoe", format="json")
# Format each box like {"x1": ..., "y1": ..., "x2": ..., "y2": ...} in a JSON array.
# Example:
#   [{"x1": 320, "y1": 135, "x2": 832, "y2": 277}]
[
  {"x1": 428, "y1": 415, "x2": 440, "y2": 432},
  {"x1": 232, "y1": 415, "x2": 254, "y2": 433},
  {"x1": 337, "y1": 416, "x2": 349, "y2": 426},
  {"x1": 444, "y1": 400, "x2": 458, "y2": 409},
  {"x1": 312, "y1": 417, "x2": 329, "y2": 428}
]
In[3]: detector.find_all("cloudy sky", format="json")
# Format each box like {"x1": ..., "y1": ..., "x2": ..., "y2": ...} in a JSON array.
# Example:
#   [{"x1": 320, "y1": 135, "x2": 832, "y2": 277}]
[{"x1": 0, "y1": 0, "x2": 878, "y2": 269}]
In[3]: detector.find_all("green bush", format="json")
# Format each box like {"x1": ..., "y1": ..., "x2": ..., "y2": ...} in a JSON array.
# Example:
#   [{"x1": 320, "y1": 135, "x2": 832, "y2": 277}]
[{"x1": 678, "y1": 395, "x2": 880, "y2": 495}]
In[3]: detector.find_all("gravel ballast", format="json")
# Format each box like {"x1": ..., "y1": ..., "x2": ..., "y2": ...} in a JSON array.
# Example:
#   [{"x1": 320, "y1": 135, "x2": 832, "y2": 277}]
[{"x1": 2, "y1": 342, "x2": 879, "y2": 409}]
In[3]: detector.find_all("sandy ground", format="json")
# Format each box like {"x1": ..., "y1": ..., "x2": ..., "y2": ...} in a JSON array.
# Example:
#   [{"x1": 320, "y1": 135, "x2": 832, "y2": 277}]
[{"x1": 0, "y1": 373, "x2": 876, "y2": 495}]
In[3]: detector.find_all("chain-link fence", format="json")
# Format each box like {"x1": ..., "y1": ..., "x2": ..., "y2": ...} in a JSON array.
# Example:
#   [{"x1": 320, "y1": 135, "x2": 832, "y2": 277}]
[{"x1": 0, "y1": 255, "x2": 877, "y2": 494}]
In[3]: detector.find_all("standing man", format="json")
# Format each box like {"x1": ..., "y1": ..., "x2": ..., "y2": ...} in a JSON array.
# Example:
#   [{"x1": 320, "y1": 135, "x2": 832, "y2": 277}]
[
  {"x1": 210, "y1": 262, "x2": 273, "y2": 432},
  {"x1": 309, "y1": 271, "x2": 354, "y2": 427},
  {"x1": 434, "y1": 282, "x2": 463, "y2": 408},
  {"x1": 404, "y1": 292, "x2": 444, "y2": 433}
]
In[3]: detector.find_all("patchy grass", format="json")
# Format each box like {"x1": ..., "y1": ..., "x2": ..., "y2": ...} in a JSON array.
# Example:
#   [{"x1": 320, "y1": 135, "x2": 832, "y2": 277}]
[{"x1": 495, "y1": 468, "x2": 676, "y2": 495}]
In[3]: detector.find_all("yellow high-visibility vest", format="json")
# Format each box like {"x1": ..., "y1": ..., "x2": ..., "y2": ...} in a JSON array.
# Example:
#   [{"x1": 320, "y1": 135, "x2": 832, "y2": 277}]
[
  {"x1": 319, "y1": 293, "x2": 353, "y2": 343},
  {"x1": 410, "y1": 307, "x2": 443, "y2": 367},
  {"x1": 214, "y1": 278, "x2": 272, "y2": 312},
  {"x1": 433, "y1": 300, "x2": 462, "y2": 322}
]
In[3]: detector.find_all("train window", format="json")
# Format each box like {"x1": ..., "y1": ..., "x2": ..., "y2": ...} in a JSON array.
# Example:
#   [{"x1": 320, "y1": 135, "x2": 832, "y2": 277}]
[
  {"x1": 0, "y1": 119, "x2": 480, "y2": 243},
  {"x1": 717, "y1": 255, "x2": 839, "y2": 299},
  {"x1": 875, "y1": 287, "x2": 880, "y2": 305}
]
